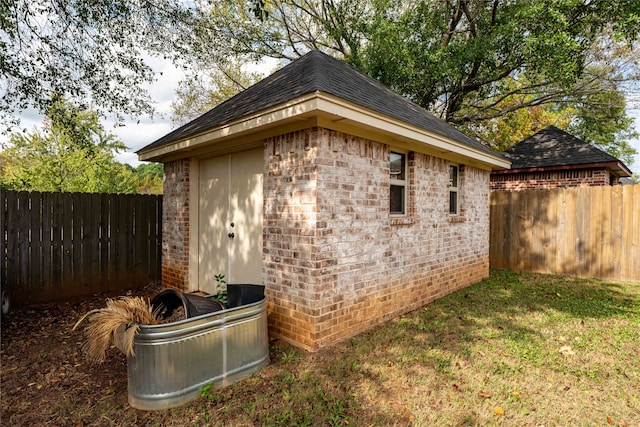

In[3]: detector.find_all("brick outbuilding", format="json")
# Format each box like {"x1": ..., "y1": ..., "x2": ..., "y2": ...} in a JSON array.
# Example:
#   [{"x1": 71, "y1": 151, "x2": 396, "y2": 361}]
[
  {"x1": 490, "y1": 126, "x2": 632, "y2": 191},
  {"x1": 138, "y1": 51, "x2": 510, "y2": 350}
]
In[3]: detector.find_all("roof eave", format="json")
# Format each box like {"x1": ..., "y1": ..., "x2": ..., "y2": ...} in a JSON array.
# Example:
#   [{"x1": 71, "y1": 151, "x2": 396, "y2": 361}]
[
  {"x1": 138, "y1": 92, "x2": 510, "y2": 170},
  {"x1": 137, "y1": 92, "x2": 322, "y2": 162},
  {"x1": 313, "y1": 95, "x2": 510, "y2": 170},
  {"x1": 491, "y1": 161, "x2": 632, "y2": 177}
]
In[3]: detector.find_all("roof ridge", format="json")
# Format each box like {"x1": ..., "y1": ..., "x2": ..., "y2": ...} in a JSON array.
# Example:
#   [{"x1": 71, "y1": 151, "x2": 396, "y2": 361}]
[
  {"x1": 138, "y1": 50, "x2": 499, "y2": 158},
  {"x1": 505, "y1": 125, "x2": 629, "y2": 172}
]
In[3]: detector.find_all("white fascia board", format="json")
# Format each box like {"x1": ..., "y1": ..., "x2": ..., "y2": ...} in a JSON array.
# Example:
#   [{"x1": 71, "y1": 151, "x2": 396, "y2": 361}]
[
  {"x1": 138, "y1": 91, "x2": 511, "y2": 170},
  {"x1": 313, "y1": 94, "x2": 511, "y2": 170},
  {"x1": 137, "y1": 93, "x2": 322, "y2": 161}
]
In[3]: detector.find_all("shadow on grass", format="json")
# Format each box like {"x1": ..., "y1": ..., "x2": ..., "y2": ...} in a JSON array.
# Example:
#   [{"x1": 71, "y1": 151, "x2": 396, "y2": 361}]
[
  {"x1": 392, "y1": 268, "x2": 638, "y2": 350},
  {"x1": 157, "y1": 269, "x2": 639, "y2": 426},
  {"x1": 305, "y1": 268, "x2": 640, "y2": 425},
  {"x1": 190, "y1": 341, "x2": 408, "y2": 427},
  {"x1": 188, "y1": 268, "x2": 632, "y2": 426},
  {"x1": 5, "y1": 270, "x2": 635, "y2": 426}
]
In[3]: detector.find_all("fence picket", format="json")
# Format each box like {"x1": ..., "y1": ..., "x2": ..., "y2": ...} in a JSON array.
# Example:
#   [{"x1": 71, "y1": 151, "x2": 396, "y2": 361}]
[
  {"x1": 630, "y1": 185, "x2": 640, "y2": 281},
  {"x1": 99, "y1": 193, "x2": 110, "y2": 289},
  {"x1": 84, "y1": 193, "x2": 100, "y2": 292},
  {"x1": 72, "y1": 193, "x2": 84, "y2": 289},
  {"x1": 29, "y1": 192, "x2": 43, "y2": 297},
  {"x1": 133, "y1": 196, "x2": 148, "y2": 283},
  {"x1": 6, "y1": 192, "x2": 18, "y2": 296},
  {"x1": 62, "y1": 193, "x2": 74, "y2": 288},
  {"x1": 17, "y1": 192, "x2": 31, "y2": 301}
]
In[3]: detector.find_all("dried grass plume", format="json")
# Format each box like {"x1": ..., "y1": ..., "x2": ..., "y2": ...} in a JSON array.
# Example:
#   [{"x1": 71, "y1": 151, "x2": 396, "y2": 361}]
[{"x1": 73, "y1": 296, "x2": 158, "y2": 363}]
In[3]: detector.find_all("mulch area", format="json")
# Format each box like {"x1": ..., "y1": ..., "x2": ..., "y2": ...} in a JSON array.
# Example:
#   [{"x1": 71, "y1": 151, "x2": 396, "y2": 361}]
[{"x1": 1, "y1": 283, "x2": 164, "y2": 426}]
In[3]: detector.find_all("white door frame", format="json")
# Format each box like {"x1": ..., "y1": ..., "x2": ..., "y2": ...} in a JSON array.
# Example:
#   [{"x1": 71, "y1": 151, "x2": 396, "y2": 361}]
[{"x1": 188, "y1": 148, "x2": 264, "y2": 292}]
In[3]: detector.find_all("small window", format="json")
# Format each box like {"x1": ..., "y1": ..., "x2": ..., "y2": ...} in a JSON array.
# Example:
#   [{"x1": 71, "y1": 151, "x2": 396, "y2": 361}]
[
  {"x1": 449, "y1": 165, "x2": 459, "y2": 215},
  {"x1": 390, "y1": 152, "x2": 406, "y2": 215}
]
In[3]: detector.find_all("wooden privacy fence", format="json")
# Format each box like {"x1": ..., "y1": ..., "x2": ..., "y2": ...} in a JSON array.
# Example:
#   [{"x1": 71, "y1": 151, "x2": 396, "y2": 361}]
[
  {"x1": 1, "y1": 190, "x2": 162, "y2": 306},
  {"x1": 490, "y1": 185, "x2": 639, "y2": 282}
]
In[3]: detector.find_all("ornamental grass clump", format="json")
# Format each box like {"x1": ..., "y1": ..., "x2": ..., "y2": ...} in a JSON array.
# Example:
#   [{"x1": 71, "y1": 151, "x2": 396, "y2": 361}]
[{"x1": 73, "y1": 296, "x2": 158, "y2": 363}]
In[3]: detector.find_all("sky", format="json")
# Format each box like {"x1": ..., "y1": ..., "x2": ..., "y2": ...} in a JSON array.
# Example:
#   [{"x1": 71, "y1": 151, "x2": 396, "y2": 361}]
[
  {"x1": 5, "y1": 56, "x2": 278, "y2": 168},
  {"x1": 5, "y1": 57, "x2": 640, "y2": 176},
  {"x1": 631, "y1": 110, "x2": 640, "y2": 176}
]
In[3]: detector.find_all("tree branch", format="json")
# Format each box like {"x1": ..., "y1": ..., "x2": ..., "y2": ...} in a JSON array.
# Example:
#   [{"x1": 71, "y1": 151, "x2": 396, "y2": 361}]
[{"x1": 441, "y1": 0, "x2": 464, "y2": 47}]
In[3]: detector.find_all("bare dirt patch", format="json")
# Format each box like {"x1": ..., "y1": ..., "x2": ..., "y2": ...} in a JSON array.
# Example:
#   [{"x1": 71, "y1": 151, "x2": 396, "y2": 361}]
[{"x1": 1, "y1": 284, "x2": 162, "y2": 426}]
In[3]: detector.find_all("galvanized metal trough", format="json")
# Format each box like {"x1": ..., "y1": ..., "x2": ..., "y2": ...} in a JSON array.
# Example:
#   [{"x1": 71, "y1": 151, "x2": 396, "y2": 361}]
[{"x1": 127, "y1": 284, "x2": 269, "y2": 410}]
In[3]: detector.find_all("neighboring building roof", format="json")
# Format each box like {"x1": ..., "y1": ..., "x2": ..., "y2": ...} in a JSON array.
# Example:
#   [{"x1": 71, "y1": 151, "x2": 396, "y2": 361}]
[
  {"x1": 499, "y1": 126, "x2": 632, "y2": 176},
  {"x1": 138, "y1": 50, "x2": 509, "y2": 169},
  {"x1": 619, "y1": 177, "x2": 636, "y2": 185}
]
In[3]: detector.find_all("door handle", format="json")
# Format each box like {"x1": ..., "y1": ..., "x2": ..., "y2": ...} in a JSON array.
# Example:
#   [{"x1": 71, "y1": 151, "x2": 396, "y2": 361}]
[{"x1": 228, "y1": 232, "x2": 235, "y2": 238}]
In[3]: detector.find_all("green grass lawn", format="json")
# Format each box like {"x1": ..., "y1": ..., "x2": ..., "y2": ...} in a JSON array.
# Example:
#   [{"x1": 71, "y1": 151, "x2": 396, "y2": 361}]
[
  {"x1": 151, "y1": 269, "x2": 640, "y2": 426},
  {"x1": 188, "y1": 270, "x2": 640, "y2": 426}
]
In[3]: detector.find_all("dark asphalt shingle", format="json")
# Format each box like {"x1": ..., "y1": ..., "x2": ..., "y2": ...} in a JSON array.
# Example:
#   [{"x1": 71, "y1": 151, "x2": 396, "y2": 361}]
[
  {"x1": 503, "y1": 126, "x2": 623, "y2": 169},
  {"x1": 139, "y1": 50, "x2": 497, "y2": 157}
]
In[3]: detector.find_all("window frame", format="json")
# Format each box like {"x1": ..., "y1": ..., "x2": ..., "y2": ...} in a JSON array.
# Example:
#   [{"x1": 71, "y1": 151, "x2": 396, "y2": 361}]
[
  {"x1": 390, "y1": 151, "x2": 407, "y2": 216},
  {"x1": 449, "y1": 164, "x2": 459, "y2": 215}
]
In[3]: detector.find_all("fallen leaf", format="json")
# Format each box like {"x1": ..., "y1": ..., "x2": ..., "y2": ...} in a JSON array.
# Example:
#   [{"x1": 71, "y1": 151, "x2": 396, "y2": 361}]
[
  {"x1": 559, "y1": 346, "x2": 575, "y2": 356},
  {"x1": 478, "y1": 391, "x2": 492, "y2": 398},
  {"x1": 607, "y1": 416, "x2": 613, "y2": 424},
  {"x1": 493, "y1": 406, "x2": 505, "y2": 416}
]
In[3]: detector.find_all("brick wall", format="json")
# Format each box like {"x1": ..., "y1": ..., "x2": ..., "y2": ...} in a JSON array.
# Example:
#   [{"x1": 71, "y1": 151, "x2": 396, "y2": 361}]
[
  {"x1": 265, "y1": 127, "x2": 490, "y2": 350},
  {"x1": 160, "y1": 128, "x2": 491, "y2": 350},
  {"x1": 161, "y1": 159, "x2": 190, "y2": 290},
  {"x1": 490, "y1": 168, "x2": 613, "y2": 191},
  {"x1": 263, "y1": 129, "x2": 320, "y2": 346}
]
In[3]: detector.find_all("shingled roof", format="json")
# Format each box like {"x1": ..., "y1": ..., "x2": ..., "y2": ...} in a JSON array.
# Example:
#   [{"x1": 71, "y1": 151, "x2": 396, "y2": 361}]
[
  {"x1": 502, "y1": 126, "x2": 631, "y2": 176},
  {"x1": 138, "y1": 50, "x2": 502, "y2": 163}
]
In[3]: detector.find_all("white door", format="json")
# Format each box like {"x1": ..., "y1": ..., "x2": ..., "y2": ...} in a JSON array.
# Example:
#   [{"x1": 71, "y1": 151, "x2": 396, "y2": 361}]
[{"x1": 198, "y1": 148, "x2": 263, "y2": 292}]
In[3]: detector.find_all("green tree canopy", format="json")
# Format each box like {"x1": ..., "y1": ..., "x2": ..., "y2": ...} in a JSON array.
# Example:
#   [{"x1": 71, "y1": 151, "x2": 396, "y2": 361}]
[
  {"x1": 171, "y1": 59, "x2": 267, "y2": 125},
  {"x1": 181, "y1": 0, "x2": 639, "y2": 161},
  {"x1": 0, "y1": 98, "x2": 138, "y2": 193},
  {"x1": 132, "y1": 163, "x2": 164, "y2": 195},
  {"x1": 4, "y1": 0, "x2": 638, "y2": 164},
  {"x1": 0, "y1": 0, "x2": 204, "y2": 128}
]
